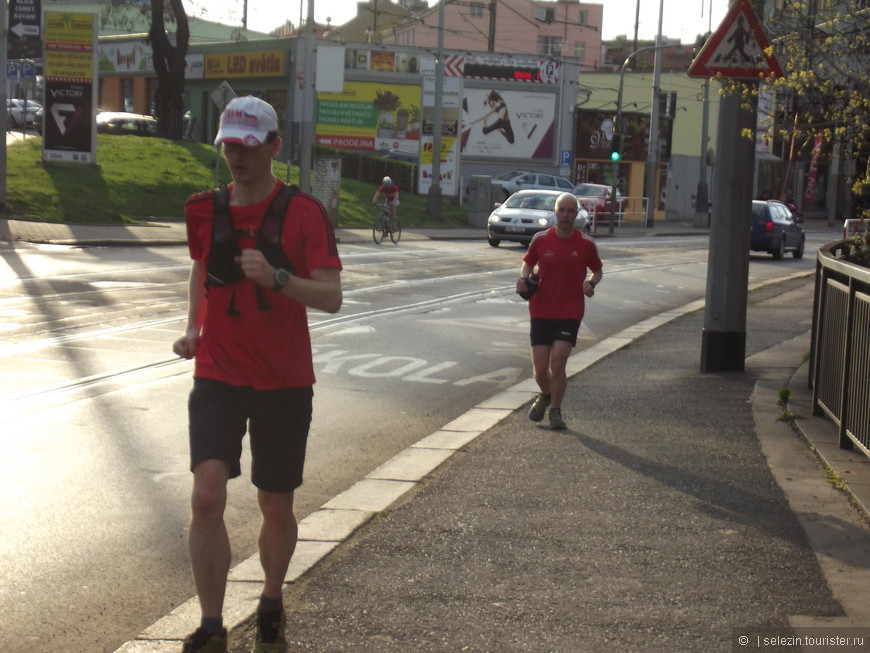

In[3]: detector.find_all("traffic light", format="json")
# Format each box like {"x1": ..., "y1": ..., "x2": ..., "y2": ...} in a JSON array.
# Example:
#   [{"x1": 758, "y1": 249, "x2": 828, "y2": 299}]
[{"x1": 610, "y1": 133, "x2": 623, "y2": 162}]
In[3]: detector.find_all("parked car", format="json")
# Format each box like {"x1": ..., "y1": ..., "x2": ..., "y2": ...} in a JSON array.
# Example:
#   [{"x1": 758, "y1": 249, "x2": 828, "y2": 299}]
[
  {"x1": 6, "y1": 98, "x2": 40, "y2": 128},
  {"x1": 96, "y1": 111, "x2": 158, "y2": 136},
  {"x1": 750, "y1": 199, "x2": 805, "y2": 259},
  {"x1": 486, "y1": 189, "x2": 590, "y2": 247},
  {"x1": 572, "y1": 182, "x2": 626, "y2": 218},
  {"x1": 490, "y1": 170, "x2": 575, "y2": 199},
  {"x1": 33, "y1": 106, "x2": 44, "y2": 134}
]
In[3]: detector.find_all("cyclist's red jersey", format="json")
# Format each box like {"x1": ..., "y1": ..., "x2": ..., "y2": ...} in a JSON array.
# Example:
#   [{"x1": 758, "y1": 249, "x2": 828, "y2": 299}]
[{"x1": 379, "y1": 184, "x2": 399, "y2": 201}]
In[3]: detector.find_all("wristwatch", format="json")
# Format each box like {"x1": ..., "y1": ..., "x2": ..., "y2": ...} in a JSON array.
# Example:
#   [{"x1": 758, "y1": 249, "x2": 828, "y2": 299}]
[{"x1": 272, "y1": 267, "x2": 291, "y2": 291}]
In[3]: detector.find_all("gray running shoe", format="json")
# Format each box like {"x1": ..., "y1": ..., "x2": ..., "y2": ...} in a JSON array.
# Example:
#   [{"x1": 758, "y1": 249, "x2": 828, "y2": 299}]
[
  {"x1": 548, "y1": 408, "x2": 567, "y2": 430},
  {"x1": 181, "y1": 628, "x2": 227, "y2": 653},
  {"x1": 254, "y1": 610, "x2": 287, "y2": 653},
  {"x1": 528, "y1": 393, "x2": 550, "y2": 422}
]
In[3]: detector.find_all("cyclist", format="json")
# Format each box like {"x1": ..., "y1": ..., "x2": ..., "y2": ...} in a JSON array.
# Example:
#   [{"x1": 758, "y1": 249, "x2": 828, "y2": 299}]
[{"x1": 373, "y1": 176, "x2": 400, "y2": 223}]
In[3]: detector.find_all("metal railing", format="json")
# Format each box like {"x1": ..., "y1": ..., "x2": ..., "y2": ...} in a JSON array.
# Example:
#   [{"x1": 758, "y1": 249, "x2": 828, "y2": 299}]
[
  {"x1": 583, "y1": 196, "x2": 649, "y2": 232},
  {"x1": 810, "y1": 240, "x2": 870, "y2": 455}
]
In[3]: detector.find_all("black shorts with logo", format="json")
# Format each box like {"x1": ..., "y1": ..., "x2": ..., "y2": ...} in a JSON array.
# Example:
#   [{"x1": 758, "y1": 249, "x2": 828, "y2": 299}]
[
  {"x1": 530, "y1": 318, "x2": 581, "y2": 347},
  {"x1": 188, "y1": 378, "x2": 313, "y2": 493}
]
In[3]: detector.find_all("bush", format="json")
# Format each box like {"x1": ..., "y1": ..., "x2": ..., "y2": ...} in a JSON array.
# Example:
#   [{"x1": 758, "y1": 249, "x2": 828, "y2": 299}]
[
  {"x1": 845, "y1": 221, "x2": 870, "y2": 267},
  {"x1": 314, "y1": 146, "x2": 418, "y2": 193}
]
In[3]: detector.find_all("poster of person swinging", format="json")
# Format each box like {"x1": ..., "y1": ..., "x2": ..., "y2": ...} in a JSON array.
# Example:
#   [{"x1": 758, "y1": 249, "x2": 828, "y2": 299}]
[{"x1": 460, "y1": 88, "x2": 555, "y2": 160}]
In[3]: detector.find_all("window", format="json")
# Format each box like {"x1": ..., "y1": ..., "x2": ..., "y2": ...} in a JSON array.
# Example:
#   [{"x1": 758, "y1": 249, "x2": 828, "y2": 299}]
[
  {"x1": 538, "y1": 36, "x2": 563, "y2": 57},
  {"x1": 574, "y1": 42, "x2": 586, "y2": 59},
  {"x1": 578, "y1": 9, "x2": 588, "y2": 25},
  {"x1": 470, "y1": 3, "x2": 484, "y2": 17},
  {"x1": 534, "y1": 7, "x2": 555, "y2": 23}
]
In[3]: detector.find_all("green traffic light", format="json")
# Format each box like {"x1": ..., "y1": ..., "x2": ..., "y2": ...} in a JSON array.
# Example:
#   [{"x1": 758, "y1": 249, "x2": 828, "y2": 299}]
[{"x1": 610, "y1": 150, "x2": 621, "y2": 162}]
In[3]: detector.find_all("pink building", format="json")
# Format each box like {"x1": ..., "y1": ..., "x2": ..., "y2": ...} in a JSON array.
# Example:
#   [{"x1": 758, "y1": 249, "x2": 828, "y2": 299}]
[{"x1": 391, "y1": 0, "x2": 603, "y2": 70}]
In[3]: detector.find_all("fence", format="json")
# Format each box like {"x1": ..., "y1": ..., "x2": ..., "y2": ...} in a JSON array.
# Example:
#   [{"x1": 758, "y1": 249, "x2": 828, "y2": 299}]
[
  {"x1": 582, "y1": 196, "x2": 649, "y2": 232},
  {"x1": 810, "y1": 241, "x2": 870, "y2": 455}
]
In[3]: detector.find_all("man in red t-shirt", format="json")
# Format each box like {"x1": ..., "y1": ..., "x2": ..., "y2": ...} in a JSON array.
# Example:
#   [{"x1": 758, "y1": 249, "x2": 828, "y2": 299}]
[
  {"x1": 516, "y1": 192, "x2": 603, "y2": 430},
  {"x1": 172, "y1": 96, "x2": 342, "y2": 653}
]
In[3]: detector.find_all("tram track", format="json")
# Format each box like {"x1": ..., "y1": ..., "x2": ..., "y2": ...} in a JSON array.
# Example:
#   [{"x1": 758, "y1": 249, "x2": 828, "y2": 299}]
[{"x1": 1, "y1": 254, "x2": 711, "y2": 413}]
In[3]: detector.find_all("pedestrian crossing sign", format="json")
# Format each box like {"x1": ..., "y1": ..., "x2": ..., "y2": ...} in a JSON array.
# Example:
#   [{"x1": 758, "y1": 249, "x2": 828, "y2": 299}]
[{"x1": 688, "y1": 0, "x2": 784, "y2": 79}]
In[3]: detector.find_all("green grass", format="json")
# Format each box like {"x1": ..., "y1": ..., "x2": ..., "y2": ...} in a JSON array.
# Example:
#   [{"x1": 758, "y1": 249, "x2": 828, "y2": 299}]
[{"x1": 4, "y1": 135, "x2": 469, "y2": 228}]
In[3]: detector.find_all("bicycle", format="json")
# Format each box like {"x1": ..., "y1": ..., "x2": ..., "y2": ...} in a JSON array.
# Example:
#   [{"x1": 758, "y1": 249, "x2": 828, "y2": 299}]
[{"x1": 372, "y1": 200, "x2": 402, "y2": 244}]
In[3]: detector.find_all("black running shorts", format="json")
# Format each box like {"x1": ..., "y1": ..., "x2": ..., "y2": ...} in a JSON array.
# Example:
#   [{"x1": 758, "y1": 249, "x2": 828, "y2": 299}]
[
  {"x1": 188, "y1": 378, "x2": 313, "y2": 493},
  {"x1": 530, "y1": 318, "x2": 581, "y2": 348}
]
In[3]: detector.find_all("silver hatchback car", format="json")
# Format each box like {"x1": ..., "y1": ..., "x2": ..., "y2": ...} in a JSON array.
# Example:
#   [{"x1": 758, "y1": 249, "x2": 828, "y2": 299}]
[{"x1": 486, "y1": 189, "x2": 590, "y2": 247}]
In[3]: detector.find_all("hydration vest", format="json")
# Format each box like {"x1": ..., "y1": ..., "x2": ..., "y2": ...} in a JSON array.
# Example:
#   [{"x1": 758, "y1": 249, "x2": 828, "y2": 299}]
[{"x1": 205, "y1": 182, "x2": 297, "y2": 315}]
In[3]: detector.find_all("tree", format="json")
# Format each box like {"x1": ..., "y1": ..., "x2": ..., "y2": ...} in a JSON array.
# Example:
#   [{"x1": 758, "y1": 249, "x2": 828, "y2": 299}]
[
  {"x1": 102, "y1": 0, "x2": 189, "y2": 140},
  {"x1": 746, "y1": 1, "x2": 870, "y2": 217},
  {"x1": 149, "y1": 0, "x2": 189, "y2": 140}
]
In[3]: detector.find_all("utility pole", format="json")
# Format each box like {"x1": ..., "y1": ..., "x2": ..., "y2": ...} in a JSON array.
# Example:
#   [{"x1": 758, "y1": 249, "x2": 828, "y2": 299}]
[
  {"x1": 487, "y1": 0, "x2": 496, "y2": 52},
  {"x1": 700, "y1": 86, "x2": 757, "y2": 372}
]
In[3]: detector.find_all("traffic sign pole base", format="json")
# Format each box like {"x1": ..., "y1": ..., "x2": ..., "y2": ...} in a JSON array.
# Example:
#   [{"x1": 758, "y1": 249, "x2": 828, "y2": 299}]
[{"x1": 700, "y1": 329, "x2": 746, "y2": 373}]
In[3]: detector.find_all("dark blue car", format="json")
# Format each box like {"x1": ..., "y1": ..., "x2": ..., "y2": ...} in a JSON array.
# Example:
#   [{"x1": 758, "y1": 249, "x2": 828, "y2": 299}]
[{"x1": 750, "y1": 200, "x2": 805, "y2": 260}]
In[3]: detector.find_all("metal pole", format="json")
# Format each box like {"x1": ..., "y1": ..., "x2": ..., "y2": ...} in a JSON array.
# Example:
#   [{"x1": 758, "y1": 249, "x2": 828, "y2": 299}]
[
  {"x1": 694, "y1": 0, "x2": 713, "y2": 228},
  {"x1": 608, "y1": 62, "x2": 628, "y2": 235},
  {"x1": 298, "y1": 0, "x2": 316, "y2": 193},
  {"x1": 609, "y1": 43, "x2": 676, "y2": 235},
  {"x1": 694, "y1": 77, "x2": 710, "y2": 227},
  {"x1": 1, "y1": 0, "x2": 8, "y2": 209},
  {"x1": 426, "y1": 0, "x2": 445, "y2": 219},
  {"x1": 643, "y1": 0, "x2": 665, "y2": 228}
]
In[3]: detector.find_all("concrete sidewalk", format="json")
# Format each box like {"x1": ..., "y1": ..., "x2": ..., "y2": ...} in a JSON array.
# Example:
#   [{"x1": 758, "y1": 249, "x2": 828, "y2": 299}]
[
  {"x1": 203, "y1": 274, "x2": 870, "y2": 653},
  {"x1": 0, "y1": 215, "x2": 712, "y2": 247}
]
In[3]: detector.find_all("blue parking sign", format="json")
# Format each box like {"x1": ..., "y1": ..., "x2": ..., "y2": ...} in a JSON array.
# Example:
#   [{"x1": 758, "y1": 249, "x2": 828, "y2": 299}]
[{"x1": 560, "y1": 150, "x2": 572, "y2": 167}]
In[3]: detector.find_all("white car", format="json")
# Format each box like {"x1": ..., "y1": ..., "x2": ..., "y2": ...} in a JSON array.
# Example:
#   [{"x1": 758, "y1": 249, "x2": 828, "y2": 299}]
[
  {"x1": 486, "y1": 189, "x2": 590, "y2": 247},
  {"x1": 490, "y1": 170, "x2": 575, "y2": 199},
  {"x1": 6, "y1": 99, "x2": 40, "y2": 128}
]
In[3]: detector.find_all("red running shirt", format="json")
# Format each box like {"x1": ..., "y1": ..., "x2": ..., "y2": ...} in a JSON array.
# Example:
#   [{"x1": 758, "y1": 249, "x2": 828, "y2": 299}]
[
  {"x1": 523, "y1": 227, "x2": 603, "y2": 322},
  {"x1": 379, "y1": 184, "x2": 399, "y2": 201},
  {"x1": 185, "y1": 181, "x2": 342, "y2": 390}
]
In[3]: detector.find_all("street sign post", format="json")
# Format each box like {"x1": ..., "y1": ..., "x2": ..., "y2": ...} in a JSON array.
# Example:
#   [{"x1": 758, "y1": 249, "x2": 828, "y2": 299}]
[
  {"x1": 7, "y1": 0, "x2": 42, "y2": 60},
  {"x1": 211, "y1": 81, "x2": 236, "y2": 187}
]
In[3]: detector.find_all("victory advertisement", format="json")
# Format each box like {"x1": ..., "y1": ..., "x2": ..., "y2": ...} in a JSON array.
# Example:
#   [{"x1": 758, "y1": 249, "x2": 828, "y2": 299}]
[
  {"x1": 42, "y1": 11, "x2": 97, "y2": 164},
  {"x1": 460, "y1": 88, "x2": 555, "y2": 160}
]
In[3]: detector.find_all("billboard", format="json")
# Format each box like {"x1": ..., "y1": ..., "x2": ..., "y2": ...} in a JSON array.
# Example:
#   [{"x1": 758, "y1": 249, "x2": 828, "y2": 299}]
[
  {"x1": 316, "y1": 81, "x2": 422, "y2": 153},
  {"x1": 42, "y1": 12, "x2": 97, "y2": 165},
  {"x1": 460, "y1": 88, "x2": 555, "y2": 160},
  {"x1": 419, "y1": 75, "x2": 462, "y2": 196},
  {"x1": 97, "y1": 40, "x2": 204, "y2": 79}
]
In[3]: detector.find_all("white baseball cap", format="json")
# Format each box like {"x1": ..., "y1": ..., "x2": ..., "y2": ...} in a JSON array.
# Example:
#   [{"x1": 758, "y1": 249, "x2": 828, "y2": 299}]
[{"x1": 214, "y1": 96, "x2": 279, "y2": 147}]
